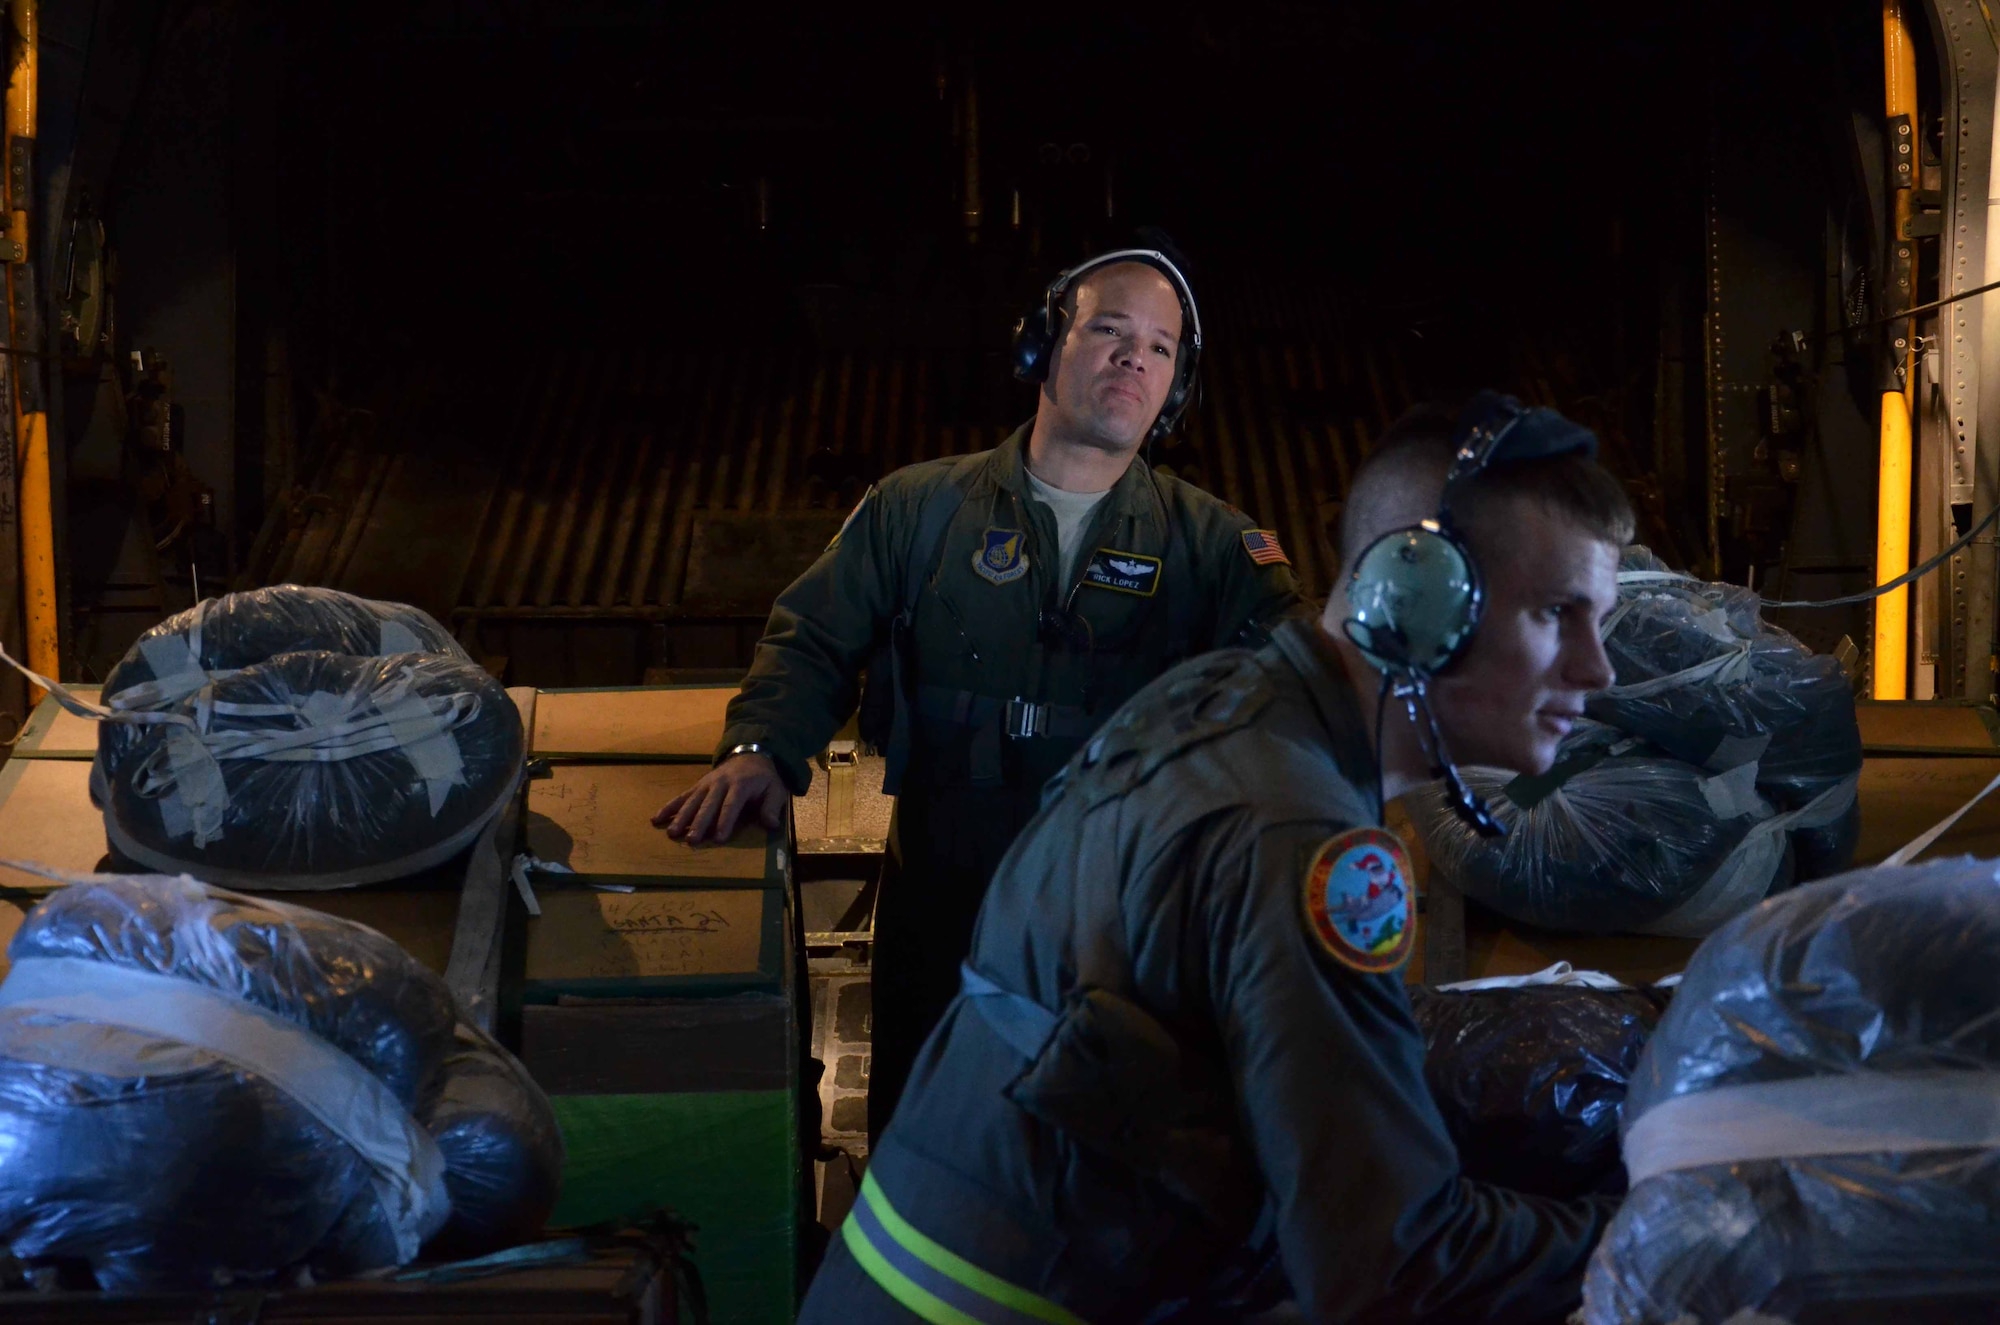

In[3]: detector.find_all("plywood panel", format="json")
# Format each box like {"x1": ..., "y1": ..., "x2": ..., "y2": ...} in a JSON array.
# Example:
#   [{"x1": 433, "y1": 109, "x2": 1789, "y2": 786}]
[
  {"x1": 1855, "y1": 756, "x2": 2000, "y2": 864},
  {"x1": 526, "y1": 887, "x2": 767, "y2": 982},
  {"x1": 0, "y1": 760, "x2": 107, "y2": 889},
  {"x1": 1856, "y1": 702, "x2": 1998, "y2": 752},
  {"x1": 284, "y1": 888, "x2": 463, "y2": 974},
  {"x1": 531, "y1": 687, "x2": 735, "y2": 760},
  {"x1": 525, "y1": 763, "x2": 767, "y2": 880},
  {"x1": 13, "y1": 685, "x2": 103, "y2": 759}
]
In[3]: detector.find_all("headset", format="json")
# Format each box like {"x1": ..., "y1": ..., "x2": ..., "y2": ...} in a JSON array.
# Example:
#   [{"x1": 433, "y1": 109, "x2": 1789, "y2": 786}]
[
  {"x1": 1012, "y1": 247, "x2": 1204, "y2": 443},
  {"x1": 1342, "y1": 391, "x2": 1600, "y2": 837}
]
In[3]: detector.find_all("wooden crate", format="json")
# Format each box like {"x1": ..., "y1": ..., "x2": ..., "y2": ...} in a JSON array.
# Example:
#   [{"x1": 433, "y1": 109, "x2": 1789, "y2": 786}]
[
  {"x1": 513, "y1": 753, "x2": 803, "y2": 1325},
  {"x1": 1855, "y1": 698, "x2": 2000, "y2": 754},
  {"x1": 9, "y1": 684, "x2": 103, "y2": 759},
  {"x1": 520, "y1": 997, "x2": 800, "y2": 1325},
  {"x1": 0, "y1": 1243, "x2": 675, "y2": 1323},
  {"x1": 518, "y1": 763, "x2": 789, "y2": 1002},
  {"x1": 0, "y1": 723, "x2": 524, "y2": 1026},
  {"x1": 529, "y1": 686, "x2": 737, "y2": 762},
  {"x1": 1855, "y1": 754, "x2": 2000, "y2": 864}
]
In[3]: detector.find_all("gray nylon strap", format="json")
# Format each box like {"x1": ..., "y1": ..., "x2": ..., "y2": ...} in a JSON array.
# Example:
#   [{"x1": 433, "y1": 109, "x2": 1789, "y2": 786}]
[
  {"x1": 1624, "y1": 1072, "x2": 2000, "y2": 1188},
  {"x1": 0, "y1": 955, "x2": 449, "y2": 1261},
  {"x1": 1635, "y1": 771, "x2": 1859, "y2": 938},
  {"x1": 959, "y1": 962, "x2": 1060, "y2": 1061}
]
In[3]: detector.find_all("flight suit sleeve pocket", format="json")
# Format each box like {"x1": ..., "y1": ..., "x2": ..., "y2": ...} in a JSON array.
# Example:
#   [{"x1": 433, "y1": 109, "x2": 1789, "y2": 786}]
[{"x1": 1003, "y1": 987, "x2": 1261, "y2": 1237}]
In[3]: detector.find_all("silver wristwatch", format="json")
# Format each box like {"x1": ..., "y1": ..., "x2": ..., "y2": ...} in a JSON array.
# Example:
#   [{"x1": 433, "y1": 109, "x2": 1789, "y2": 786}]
[{"x1": 723, "y1": 742, "x2": 769, "y2": 762}]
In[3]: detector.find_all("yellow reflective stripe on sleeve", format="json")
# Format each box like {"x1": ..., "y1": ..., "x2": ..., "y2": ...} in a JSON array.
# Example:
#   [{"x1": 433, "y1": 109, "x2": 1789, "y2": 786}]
[
  {"x1": 843, "y1": 1216, "x2": 984, "y2": 1325},
  {"x1": 859, "y1": 1171, "x2": 1093, "y2": 1325}
]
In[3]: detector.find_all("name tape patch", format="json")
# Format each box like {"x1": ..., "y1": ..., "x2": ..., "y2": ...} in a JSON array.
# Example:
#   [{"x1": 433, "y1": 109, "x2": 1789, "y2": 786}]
[{"x1": 1081, "y1": 548, "x2": 1162, "y2": 597}]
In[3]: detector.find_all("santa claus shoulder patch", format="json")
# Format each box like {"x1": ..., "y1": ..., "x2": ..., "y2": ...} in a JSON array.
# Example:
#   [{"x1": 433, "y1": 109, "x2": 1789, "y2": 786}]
[{"x1": 1302, "y1": 827, "x2": 1416, "y2": 975}]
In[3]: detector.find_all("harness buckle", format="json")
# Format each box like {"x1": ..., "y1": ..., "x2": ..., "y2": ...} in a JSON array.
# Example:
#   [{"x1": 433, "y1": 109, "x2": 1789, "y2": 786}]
[{"x1": 1004, "y1": 697, "x2": 1048, "y2": 739}]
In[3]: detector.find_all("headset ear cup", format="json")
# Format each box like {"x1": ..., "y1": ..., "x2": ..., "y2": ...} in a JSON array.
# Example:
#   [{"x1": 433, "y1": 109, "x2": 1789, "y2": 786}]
[
  {"x1": 1148, "y1": 351, "x2": 1201, "y2": 442},
  {"x1": 1343, "y1": 527, "x2": 1484, "y2": 677},
  {"x1": 1012, "y1": 307, "x2": 1054, "y2": 384}
]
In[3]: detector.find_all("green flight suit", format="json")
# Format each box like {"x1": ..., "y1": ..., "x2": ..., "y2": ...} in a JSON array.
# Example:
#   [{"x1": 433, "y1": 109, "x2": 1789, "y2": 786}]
[
  {"x1": 717, "y1": 424, "x2": 1306, "y2": 1135},
  {"x1": 801, "y1": 620, "x2": 1615, "y2": 1323}
]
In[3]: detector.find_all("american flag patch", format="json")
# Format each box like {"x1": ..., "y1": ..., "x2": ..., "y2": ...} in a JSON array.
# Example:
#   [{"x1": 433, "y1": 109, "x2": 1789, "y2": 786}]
[{"x1": 1241, "y1": 529, "x2": 1290, "y2": 567}]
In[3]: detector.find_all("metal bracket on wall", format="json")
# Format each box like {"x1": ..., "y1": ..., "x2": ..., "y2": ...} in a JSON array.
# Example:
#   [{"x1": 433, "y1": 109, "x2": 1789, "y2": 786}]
[
  {"x1": 8, "y1": 270, "x2": 37, "y2": 414},
  {"x1": 1, "y1": 137, "x2": 27, "y2": 263},
  {"x1": 1930, "y1": 0, "x2": 2000, "y2": 697},
  {"x1": 1891, "y1": 113, "x2": 1917, "y2": 191}
]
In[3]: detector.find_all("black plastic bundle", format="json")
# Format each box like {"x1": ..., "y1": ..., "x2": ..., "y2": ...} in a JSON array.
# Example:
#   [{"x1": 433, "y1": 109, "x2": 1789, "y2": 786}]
[
  {"x1": 97, "y1": 650, "x2": 524, "y2": 889},
  {"x1": 1410, "y1": 548, "x2": 1859, "y2": 936},
  {"x1": 1411, "y1": 983, "x2": 1669, "y2": 1199},
  {"x1": 1583, "y1": 860, "x2": 2000, "y2": 1323},
  {"x1": 1587, "y1": 547, "x2": 1863, "y2": 877},
  {"x1": 425, "y1": 1025, "x2": 566, "y2": 1261},
  {"x1": 0, "y1": 873, "x2": 562, "y2": 1290},
  {"x1": 1409, "y1": 720, "x2": 1797, "y2": 933},
  {"x1": 95, "y1": 587, "x2": 464, "y2": 779},
  {"x1": 86, "y1": 587, "x2": 520, "y2": 890}
]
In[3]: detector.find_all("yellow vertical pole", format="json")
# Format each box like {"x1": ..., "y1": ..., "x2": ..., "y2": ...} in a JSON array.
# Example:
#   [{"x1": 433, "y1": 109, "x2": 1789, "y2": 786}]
[
  {"x1": 1875, "y1": 0, "x2": 1918, "y2": 701},
  {"x1": 6, "y1": 0, "x2": 50, "y2": 700}
]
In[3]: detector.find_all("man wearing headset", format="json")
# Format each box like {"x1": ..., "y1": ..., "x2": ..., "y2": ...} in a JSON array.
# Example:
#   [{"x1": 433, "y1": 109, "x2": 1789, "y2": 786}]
[
  {"x1": 799, "y1": 395, "x2": 1634, "y2": 1323},
  {"x1": 655, "y1": 243, "x2": 1305, "y2": 1138}
]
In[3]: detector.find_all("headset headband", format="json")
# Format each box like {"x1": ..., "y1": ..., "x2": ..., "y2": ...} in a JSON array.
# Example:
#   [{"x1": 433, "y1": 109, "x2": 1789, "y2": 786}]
[
  {"x1": 1045, "y1": 248, "x2": 1203, "y2": 355},
  {"x1": 1439, "y1": 399, "x2": 1528, "y2": 529},
  {"x1": 1444, "y1": 392, "x2": 1600, "y2": 517}
]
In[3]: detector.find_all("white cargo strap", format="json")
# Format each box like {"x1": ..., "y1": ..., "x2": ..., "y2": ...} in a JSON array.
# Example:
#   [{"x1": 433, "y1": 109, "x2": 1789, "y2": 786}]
[
  {"x1": 1636, "y1": 771, "x2": 1861, "y2": 938},
  {"x1": 1624, "y1": 1071, "x2": 2000, "y2": 1188},
  {"x1": 1599, "y1": 571, "x2": 1758, "y2": 699},
  {"x1": 0, "y1": 636, "x2": 473, "y2": 848},
  {"x1": 1438, "y1": 961, "x2": 1631, "y2": 992},
  {"x1": 509, "y1": 853, "x2": 575, "y2": 916},
  {"x1": 0, "y1": 953, "x2": 450, "y2": 1262},
  {"x1": 1884, "y1": 769, "x2": 2000, "y2": 866}
]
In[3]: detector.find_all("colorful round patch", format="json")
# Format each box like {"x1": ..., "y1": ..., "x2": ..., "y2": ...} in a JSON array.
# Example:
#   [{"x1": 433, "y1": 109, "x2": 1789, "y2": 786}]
[{"x1": 1303, "y1": 827, "x2": 1416, "y2": 975}]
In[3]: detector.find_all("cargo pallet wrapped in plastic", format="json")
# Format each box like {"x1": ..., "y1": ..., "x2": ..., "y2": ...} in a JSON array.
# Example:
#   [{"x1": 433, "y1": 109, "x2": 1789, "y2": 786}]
[
  {"x1": 1411, "y1": 968, "x2": 1670, "y2": 1199},
  {"x1": 1591, "y1": 548, "x2": 1862, "y2": 878},
  {"x1": 0, "y1": 586, "x2": 523, "y2": 891},
  {"x1": 1410, "y1": 549, "x2": 1860, "y2": 936},
  {"x1": 0, "y1": 871, "x2": 563, "y2": 1290},
  {"x1": 1583, "y1": 859, "x2": 2000, "y2": 1323}
]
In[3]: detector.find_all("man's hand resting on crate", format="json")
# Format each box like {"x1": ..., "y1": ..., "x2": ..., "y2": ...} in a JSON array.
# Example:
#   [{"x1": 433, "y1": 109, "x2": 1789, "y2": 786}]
[{"x1": 652, "y1": 752, "x2": 788, "y2": 845}]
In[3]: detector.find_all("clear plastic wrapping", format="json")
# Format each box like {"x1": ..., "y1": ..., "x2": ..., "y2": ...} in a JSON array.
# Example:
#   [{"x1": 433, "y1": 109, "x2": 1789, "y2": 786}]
[
  {"x1": 95, "y1": 587, "x2": 463, "y2": 777},
  {"x1": 1588, "y1": 547, "x2": 1863, "y2": 875},
  {"x1": 87, "y1": 586, "x2": 516, "y2": 890},
  {"x1": 1410, "y1": 548, "x2": 1860, "y2": 935},
  {"x1": 0, "y1": 873, "x2": 560, "y2": 1289},
  {"x1": 96, "y1": 649, "x2": 524, "y2": 889},
  {"x1": 1408, "y1": 720, "x2": 1795, "y2": 933},
  {"x1": 1582, "y1": 859, "x2": 2000, "y2": 1323},
  {"x1": 1410, "y1": 983, "x2": 1670, "y2": 1198}
]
